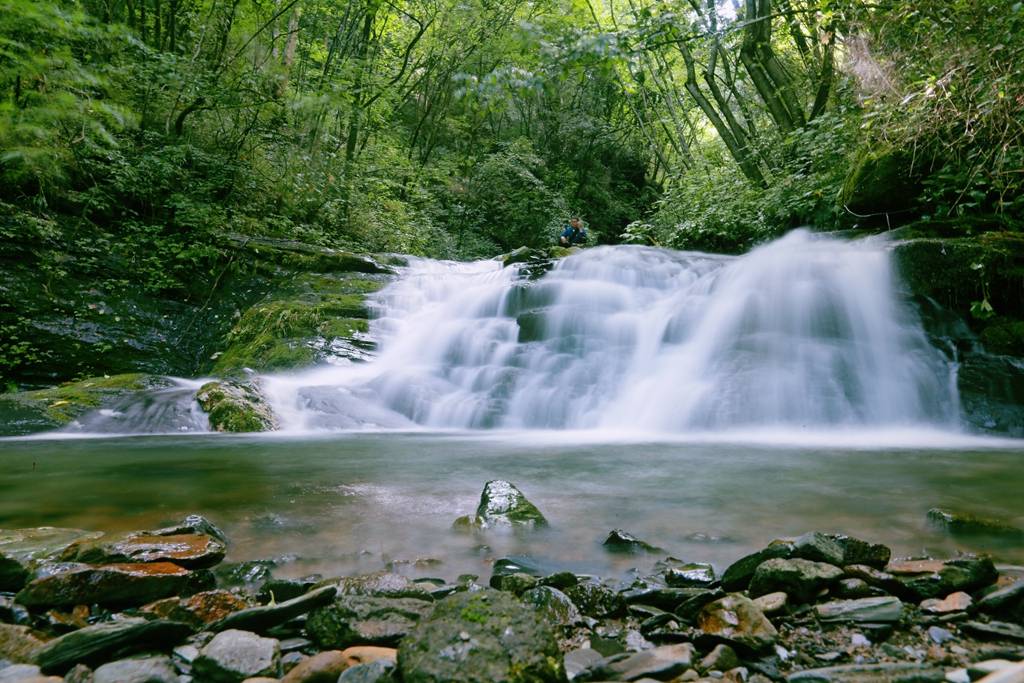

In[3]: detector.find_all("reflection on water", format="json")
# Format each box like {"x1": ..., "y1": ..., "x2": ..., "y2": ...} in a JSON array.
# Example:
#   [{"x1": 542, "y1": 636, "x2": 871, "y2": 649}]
[{"x1": 1, "y1": 433, "x2": 1023, "y2": 580}]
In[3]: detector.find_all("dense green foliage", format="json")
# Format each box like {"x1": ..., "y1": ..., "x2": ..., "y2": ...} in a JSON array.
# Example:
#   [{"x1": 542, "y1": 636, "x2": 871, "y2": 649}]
[{"x1": 2, "y1": 0, "x2": 1023, "y2": 381}]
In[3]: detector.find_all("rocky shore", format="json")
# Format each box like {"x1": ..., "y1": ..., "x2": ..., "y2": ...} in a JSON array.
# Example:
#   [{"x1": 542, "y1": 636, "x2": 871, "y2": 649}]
[{"x1": 2, "y1": 482, "x2": 1023, "y2": 683}]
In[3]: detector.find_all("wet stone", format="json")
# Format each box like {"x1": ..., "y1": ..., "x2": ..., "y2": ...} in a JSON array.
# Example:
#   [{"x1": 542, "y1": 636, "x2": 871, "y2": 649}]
[
  {"x1": 258, "y1": 577, "x2": 319, "y2": 604},
  {"x1": 748, "y1": 558, "x2": 843, "y2": 604},
  {"x1": 565, "y1": 579, "x2": 627, "y2": 619},
  {"x1": 622, "y1": 587, "x2": 711, "y2": 611},
  {"x1": 721, "y1": 541, "x2": 795, "y2": 591},
  {"x1": 793, "y1": 533, "x2": 845, "y2": 566},
  {"x1": 397, "y1": 589, "x2": 563, "y2": 683},
  {"x1": 33, "y1": 618, "x2": 192, "y2": 674},
  {"x1": 523, "y1": 585, "x2": 582, "y2": 626},
  {"x1": 978, "y1": 581, "x2": 1024, "y2": 615},
  {"x1": 592, "y1": 643, "x2": 696, "y2": 681},
  {"x1": 815, "y1": 597, "x2": 903, "y2": 623},
  {"x1": 927, "y1": 508, "x2": 1024, "y2": 540},
  {"x1": 698, "y1": 595, "x2": 778, "y2": 654},
  {"x1": 211, "y1": 585, "x2": 337, "y2": 634},
  {"x1": 496, "y1": 572, "x2": 539, "y2": 595},
  {"x1": 826, "y1": 535, "x2": 892, "y2": 569},
  {"x1": 16, "y1": 562, "x2": 191, "y2": 608},
  {"x1": 604, "y1": 530, "x2": 664, "y2": 555},
  {"x1": 92, "y1": 655, "x2": 178, "y2": 683},
  {"x1": 306, "y1": 595, "x2": 433, "y2": 649},
  {"x1": 339, "y1": 573, "x2": 434, "y2": 601},
  {"x1": 834, "y1": 578, "x2": 885, "y2": 599},
  {"x1": 60, "y1": 531, "x2": 226, "y2": 569},
  {"x1": 192, "y1": 629, "x2": 281, "y2": 683},
  {"x1": 0, "y1": 553, "x2": 29, "y2": 592},
  {"x1": 142, "y1": 589, "x2": 251, "y2": 629},
  {"x1": 665, "y1": 563, "x2": 716, "y2": 588},
  {"x1": 887, "y1": 557, "x2": 998, "y2": 600},
  {"x1": 458, "y1": 480, "x2": 548, "y2": 530}
]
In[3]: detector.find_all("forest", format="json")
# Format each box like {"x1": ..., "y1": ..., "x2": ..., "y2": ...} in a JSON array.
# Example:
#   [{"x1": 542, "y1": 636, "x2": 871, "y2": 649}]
[{"x1": 1, "y1": 0, "x2": 1023, "y2": 383}]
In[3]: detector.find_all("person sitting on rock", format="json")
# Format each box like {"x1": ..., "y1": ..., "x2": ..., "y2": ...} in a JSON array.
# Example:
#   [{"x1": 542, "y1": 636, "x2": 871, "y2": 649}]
[{"x1": 559, "y1": 217, "x2": 588, "y2": 246}]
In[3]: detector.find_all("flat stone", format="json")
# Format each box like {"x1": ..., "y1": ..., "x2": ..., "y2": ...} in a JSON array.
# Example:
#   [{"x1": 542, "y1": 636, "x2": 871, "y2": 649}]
[
  {"x1": 962, "y1": 621, "x2": 1024, "y2": 644},
  {"x1": 972, "y1": 661, "x2": 1024, "y2": 683},
  {"x1": 61, "y1": 531, "x2": 226, "y2": 569},
  {"x1": 978, "y1": 581, "x2": 1024, "y2": 614},
  {"x1": 621, "y1": 586, "x2": 711, "y2": 611},
  {"x1": 0, "y1": 624, "x2": 46, "y2": 664},
  {"x1": 337, "y1": 660, "x2": 397, "y2": 683},
  {"x1": 920, "y1": 592, "x2": 973, "y2": 614},
  {"x1": 151, "y1": 514, "x2": 228, "y2": 543},
  {"x1": 33, "y1": 618, "x2": 191, "y2": 674},
  {"x1": 815, "y1": 597, "x2": 903, "y2": 623},
  {"x1": 0, "y1": 528, "x2": 103, "y2": 564},
  {"x1": 193, "y1": 629, "x2": 280, "y2": 683},
  {"x1": 93, "y1": 655, "x2": 178, "y2": 683},
  {"x1": 211, "y1": 585, "x2": 337, "y2": 633},
  {"x1": 604, "y1": 530, "x2": 664, "y2": 554},
  {"x1": 595, "y1": 643, "x2": 696, "y2": 681},
  {"x1": 564, "y1": 648, "x2": 604, "y2": 680},
  {"x1": 0, "y1": 664, "x2": 59, "y2": 682},
  {"x1": 698, "y1": 594, "x2": 778, "y2": 653},
  {"x1": 843, "y1": 564, "x2": 903, "y2": 593},
  {"x1": 338, "y1": 573, "x2": 434, "y2": 601},
  {"x1": 523, "y1": 585, "x2": 582, "y2": 626},
  {"x1": 281, "y1": 650, "x2": 347, "y2": 683},
  {"x1": 786, "y1": 662, "x2": 945, "y2": 681},
  {"x1": 886, "y1": 557, "x2": 997, "y2": 600},
  {"x1": 397, "y1": 589, "x2": 563, "y2": 682},
  {"x1": 748, "y1": 558, "x2": 843, "y2": 603},
  {"x1": 143, "y1": 589, "x2": 251, "y2": 629},
  {"x1": 721, "y1": 541, "x2": 795, "y2": 591},
  {"x1": 928, "y1": 626, "x2": 954, "y2": 644},
  {"x1": 16, "y1": 562, "x2": 191, "y2": 608},
  {"x1": 753, "y1": 592, "x2": 787, "y2": 615},
  {"x1": 306, "y1": 595, "x2": 433, "y2": 649},
  {"x1": 664, "y1": 563, "x2": 716, "y2": 588},
  {"x1": 700, "y1": 644, "x2": 740, "y2": 673}
]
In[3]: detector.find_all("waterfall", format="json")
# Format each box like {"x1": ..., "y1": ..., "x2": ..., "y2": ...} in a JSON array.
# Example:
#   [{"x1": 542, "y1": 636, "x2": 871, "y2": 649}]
[{"x1": 263, "y1": 230, "x2": 960, "y2": 432}]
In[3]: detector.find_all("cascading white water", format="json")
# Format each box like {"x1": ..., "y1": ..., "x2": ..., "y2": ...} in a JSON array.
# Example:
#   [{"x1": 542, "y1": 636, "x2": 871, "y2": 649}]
[{"x1": 263, "y1": 229, "x2": 960, "y2": 432}]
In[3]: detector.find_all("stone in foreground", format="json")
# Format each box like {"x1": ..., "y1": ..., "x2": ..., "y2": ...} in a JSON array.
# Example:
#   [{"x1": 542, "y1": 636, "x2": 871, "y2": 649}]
[
  {"x1": 307, "y1": 595, "x2": 433, "y2": 649},
  {"x1": 455, "y1": 480, "x2": 548, "y2": 530},
  {"x1": 697, "y1": 594, "x2": 778, "y2": 653},
  {"x1": 397, "y1": 589, "x2": 564, "y2": 683},
  {"x1": 192, "y1": 629, "x2": 281, "y2": 682},
  {"x1": 16, "y1": 562, "x2": 191, "y2": 608},
  {"x1": 590, "y1": 643, "x2": 695, "y2": 681},
  {"x1": 748, "y1": 558, "x2": 843, "y2": 603},
  {"x1": 33, "y1": 618, "x2": 191, "y2": 674},
  {"x1": 815, "y1": 597, "x2": 903, "y2": 623},
  {"x1": 786, "y1": 662, "x2": 946, "y2": 682},
  {"x1": 92, "y1": 655, "x2": 178, "y2": 683}
]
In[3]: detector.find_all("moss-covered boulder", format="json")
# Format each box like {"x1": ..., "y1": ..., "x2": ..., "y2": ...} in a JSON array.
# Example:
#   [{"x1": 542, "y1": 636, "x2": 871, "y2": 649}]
[
  {"x1": 453, "y1": 480, "x2": 548, "y2": 531},
  {"x1": 0, "y1": 374, "x2": 170, "y2": 436},
  {"x1": 196, "y1": 380, "x2": 278, "y2": 433},
  {"x1": 397, "y1": 590, "x2": 565, "y2": 683},
  {"x1": 210, "y1": 270, "x2": 388, "y2": 375},
  {"x1": 840, "y1": 145, "x2": 923, "y2": 222}
]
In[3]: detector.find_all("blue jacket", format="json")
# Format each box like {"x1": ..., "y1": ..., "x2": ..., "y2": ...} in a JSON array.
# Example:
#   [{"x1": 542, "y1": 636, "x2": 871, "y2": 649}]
[{"x1": 560, "y1": 225, "x2": 587, "y2": 245}]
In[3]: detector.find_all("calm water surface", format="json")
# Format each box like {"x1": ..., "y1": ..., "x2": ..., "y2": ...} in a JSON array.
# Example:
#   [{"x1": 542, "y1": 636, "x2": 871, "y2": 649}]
[{"x1": 2, "y1": 432, "x2": 1023, "y2": 581}]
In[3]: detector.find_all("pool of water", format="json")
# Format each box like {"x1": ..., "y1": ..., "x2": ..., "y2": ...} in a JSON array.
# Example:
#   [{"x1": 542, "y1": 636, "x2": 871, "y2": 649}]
[{"x1": 2, "y1": 431, "x2": 1023, "y2": 582}]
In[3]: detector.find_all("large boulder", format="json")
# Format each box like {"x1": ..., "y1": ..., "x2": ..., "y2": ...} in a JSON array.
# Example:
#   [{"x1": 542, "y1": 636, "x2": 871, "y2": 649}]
[
  {"x1": 192, "y1": 629, "x2": 281, "y2": 682},
  {"x1": 397, "y1": 589, "x2": 565, "y2": 683},
  {"x1": 697, "y1": 594, "x2": 778, "y2": 653},
  {"x1": 196, "y1": 379, "x2": 279, "y2": 433},
  {"x1": 748, "y1": 558, "x2": 844, "y2": 603}
]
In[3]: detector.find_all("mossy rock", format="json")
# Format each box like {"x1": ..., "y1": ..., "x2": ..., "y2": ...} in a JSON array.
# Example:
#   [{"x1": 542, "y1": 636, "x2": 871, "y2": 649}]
[
  {"x1": 397, "y1": 590, "x2": 564, "y2": 683},
  {"x1": 841, "y1": 145, "x2": 923, "y2": 221},
  {"x1": 196, "y1": 380, "x2": 278, "y2": 433},
  {"x1": 227, "y1": 235, "x2": 394, "y2": 275},
  {"x1": 979, "y1": 318, "x2": 1024, "y2": 356},
  {"x1": 210, "y1": 271, "x2": 386, "y2": 375},
  {"x1": 0, "y1": 374, "x2": 168, "y2": 435},
  {"x1": 455, "y1": 480, "x2": 548, "y2": 531}
]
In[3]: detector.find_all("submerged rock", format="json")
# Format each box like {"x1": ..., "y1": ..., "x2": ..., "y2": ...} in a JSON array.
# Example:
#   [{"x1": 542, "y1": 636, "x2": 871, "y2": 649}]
[
  {"x1": 397, "y1": 589, "x2": 563, "y2": 683},
  {"x1": 927, "y1": 508, "x2": 1024, "y2": 540},
  {"x1": 603, "y1": 529, "x2": 664, "y2": 555},
  {"x1": 196, "y1": 379, "x2": 278, "y2": 432},
  {"x1": 16, "y1": 562, "x2": 192, "y2": 608},
  {"x1": 455, "y1": 480, "x2": 548, "y2": 530}
]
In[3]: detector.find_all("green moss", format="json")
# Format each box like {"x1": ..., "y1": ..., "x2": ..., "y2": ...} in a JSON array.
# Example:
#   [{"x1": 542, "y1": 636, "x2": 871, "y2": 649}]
[
  {"x1": 980, "y1": 318, "x2": 1024, "y2": 356},
  {"x1": 320, "y1": 318, "x2": 369, "y2": 339},
  {"x1": 196, "y1": 380, "x2": 278, "y2": 432},
  {"x1": 841, "y1": 144, "x2": 922, "y2": 216},
  {"x1": 21, "y1": 373, "x2": 156, "y2": 423}
]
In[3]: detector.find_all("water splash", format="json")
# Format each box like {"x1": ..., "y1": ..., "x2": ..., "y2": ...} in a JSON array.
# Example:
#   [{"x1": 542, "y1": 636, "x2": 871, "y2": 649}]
[{"x1": 263, "y1": 230, "x2": 960, "y2": 432}]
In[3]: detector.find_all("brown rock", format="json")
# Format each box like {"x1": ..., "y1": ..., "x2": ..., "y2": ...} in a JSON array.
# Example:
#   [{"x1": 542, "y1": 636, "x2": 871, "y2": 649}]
[
  {"x1": 143, "y1": 589, "x2": 251, "y2": 628},
  {"x1": 698, "y1": 594, "x2": 778, "y2": 653},
  {"x1": 0, "y1": 624, "x2": 48, "y2": 663},
  {"x1": 16, "y1": 562, "x2": 191, "y2": 608},
  {"x1": 61, "y1": 532, "x2": 226, "y2": 569},
  {"x1": 752, "y1": 592, "x2": 787, "y2": 615},
  {"x1": 920, "y1": 591, "x2": 973, "y2": 614},
  {"x1": 281, "y1": 650, "x2": 349, "y2": 682},
  {"x1": 340, "y1": 646, "x2": 397, "y2": 667}
]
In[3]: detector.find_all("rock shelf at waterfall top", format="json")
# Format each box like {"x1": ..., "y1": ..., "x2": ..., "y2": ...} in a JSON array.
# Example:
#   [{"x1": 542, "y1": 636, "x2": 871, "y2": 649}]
[{"x1": 2, "y1": 487, "x2": 1024, "y2": 683}]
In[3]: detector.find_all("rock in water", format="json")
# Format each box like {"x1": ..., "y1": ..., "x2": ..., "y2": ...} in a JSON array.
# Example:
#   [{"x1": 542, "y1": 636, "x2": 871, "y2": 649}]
[
  {"x1": 16, "y1": 562, "x2": 192, "y2": 608},
  {"x1": 397, "y1": 589, "x2": 563, "y2": 683},
  {"x1": 926, "y1": 508, "x2": 1024, "y2": 540},
  {"x1": 455, "y1": 481, "x2": 548, "y2": 530},
  {"x1": 192, "y1": 629, "x2": 281, "y2": 682},
  {"x1": 698, "y1": 595, "x2": 778, "y2": 653},
  {"x1": 196, "y1": 379, "x2": 279, "y2": 433},
  {"x1": 603, "y1": 529, "x2": 663, "y2": 554},
  {"x1": 748, "y1": 558, "x2": 844, "y2": 603}
]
